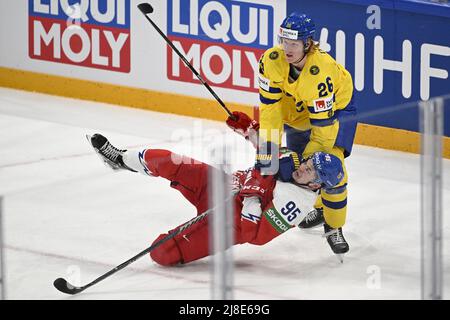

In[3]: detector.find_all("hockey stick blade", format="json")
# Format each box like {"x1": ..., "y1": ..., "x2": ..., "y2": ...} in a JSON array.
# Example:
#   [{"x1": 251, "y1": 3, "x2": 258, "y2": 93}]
[
  {"x1": 53, "y1": 278, "x2": 85, "y2": 295},
  {"x1": 137, "y1": 3, "x2": 153, "y2": 14},
  {"x1": 52, "y1": 199, "x2": 227, "y2": 295}
]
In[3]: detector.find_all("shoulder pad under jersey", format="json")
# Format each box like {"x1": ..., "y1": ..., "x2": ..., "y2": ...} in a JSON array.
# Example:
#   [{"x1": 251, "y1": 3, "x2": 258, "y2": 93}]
[{"x1": 260, "y1": 47, "x2": 286, "y2": 83}]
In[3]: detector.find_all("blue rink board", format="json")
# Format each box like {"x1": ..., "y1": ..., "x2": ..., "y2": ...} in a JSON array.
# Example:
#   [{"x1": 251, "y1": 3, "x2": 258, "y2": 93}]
[{"x1": 287, "y1": 0, "x2": 450, "y2": 136}]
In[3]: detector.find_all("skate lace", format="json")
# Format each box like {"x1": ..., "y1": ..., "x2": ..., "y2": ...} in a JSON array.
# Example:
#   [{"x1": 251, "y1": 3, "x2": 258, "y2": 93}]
[
  {"x1": 305, "y1": 210, "x2": 318, "y2": 223},
  {"x1": 100, "y1": 142, "x2": 123, "y2": 161},
  {"x1": 323, "y1": 228, "x2": 345, "y2": 244}
]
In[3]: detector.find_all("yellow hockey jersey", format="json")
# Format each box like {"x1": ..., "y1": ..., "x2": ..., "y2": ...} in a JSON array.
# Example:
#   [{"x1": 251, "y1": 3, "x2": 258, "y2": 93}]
[
  {"x1": 258, "y1": 45, "x2": 353, "y2": 158},
  {"x1": 257, "y1": 45, "x2": 354, "y2": 229}
]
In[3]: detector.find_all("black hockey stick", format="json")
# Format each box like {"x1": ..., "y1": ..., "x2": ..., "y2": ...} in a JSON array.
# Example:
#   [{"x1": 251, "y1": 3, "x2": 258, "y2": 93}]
[
  {"x1": 53, "y1": 203, "x2": 220, "y2": 295},
  {"x1": 137, "y1": 2, "x2": 237, "y2": 121}
]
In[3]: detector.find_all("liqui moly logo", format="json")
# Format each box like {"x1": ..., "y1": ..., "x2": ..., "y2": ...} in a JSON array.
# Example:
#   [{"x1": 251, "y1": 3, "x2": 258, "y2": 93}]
[
  {"x1": 167, "y1": 0, "x2": 275, "y2": 92},
  {"x1": 29, "y1": 0, "x2": 131, "y2": 72}
]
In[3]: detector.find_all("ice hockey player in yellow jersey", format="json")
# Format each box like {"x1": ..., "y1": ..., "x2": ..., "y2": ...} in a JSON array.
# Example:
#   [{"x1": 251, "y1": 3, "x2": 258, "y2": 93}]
[{"x1": 226, "y1": 12, "x2": 358, "y2": 260}]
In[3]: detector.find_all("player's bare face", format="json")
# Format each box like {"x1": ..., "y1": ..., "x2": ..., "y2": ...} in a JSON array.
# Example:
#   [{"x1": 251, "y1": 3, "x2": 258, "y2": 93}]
[
  {"x1": 281, "y1": 39, "x2": 305, "y2": 64},
  {"x1": 292, "y1": 159, "x2": 317, "y2": 185}
]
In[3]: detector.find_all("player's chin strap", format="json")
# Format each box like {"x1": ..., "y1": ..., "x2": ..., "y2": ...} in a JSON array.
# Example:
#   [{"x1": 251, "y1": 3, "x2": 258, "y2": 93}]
[
  {"x1": 291, "y1": 41, "x2": 310, "y2": 67},
  {"x1": 292, "y1": 181, "x2": 321, "y2": 192},
  {"x1": 292, "y1": 52, "x2": 307, "y2": 66},
  {"x1": 293, "y1": 156, "x2": 322, "y2": 192}
]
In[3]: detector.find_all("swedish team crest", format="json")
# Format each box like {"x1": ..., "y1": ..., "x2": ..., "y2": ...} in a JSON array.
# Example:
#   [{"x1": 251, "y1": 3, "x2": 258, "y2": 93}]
[
  {"x1": 269, "y1": 51, "x2": 279, "y2": 60},
  {"x1": 310, "y1": 65, "x2": 320, "y2": 75}
]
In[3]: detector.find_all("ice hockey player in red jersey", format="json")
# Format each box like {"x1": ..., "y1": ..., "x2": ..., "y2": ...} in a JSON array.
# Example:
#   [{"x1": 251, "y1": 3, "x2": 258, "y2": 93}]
[{"x1": 87, "y1": 133, "x2": 345, "y2": 266}]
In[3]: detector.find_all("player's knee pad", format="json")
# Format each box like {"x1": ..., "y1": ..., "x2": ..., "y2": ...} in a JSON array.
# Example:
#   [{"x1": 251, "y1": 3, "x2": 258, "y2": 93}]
[{"x1": 150, "y1": 233, "x2": 183, "y2": 266}]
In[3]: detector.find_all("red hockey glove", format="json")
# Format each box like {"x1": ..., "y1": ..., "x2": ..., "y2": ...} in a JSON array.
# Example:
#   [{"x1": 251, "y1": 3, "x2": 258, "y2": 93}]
[
  {"x1": 231, "y1": 169, "x2": 251, "y2": 194},
  {"x1": 226, "y1": 111, "x2": 260, "y2": 140},
  {"x1": 238, "y1": 169, "x2": 275, "y2": 200}
]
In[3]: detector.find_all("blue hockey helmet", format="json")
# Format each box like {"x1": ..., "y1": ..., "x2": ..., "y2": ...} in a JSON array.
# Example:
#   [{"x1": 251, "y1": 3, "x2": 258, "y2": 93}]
[
  {"x1": 279, "y1": 12, "x2": 315, "y2": 43},
  {"x1": 311, "y1": 152, "x2": 344, "y2": 189},
  {"x1": 278, "y1": 150, "x2": 343, "y2": 189}
]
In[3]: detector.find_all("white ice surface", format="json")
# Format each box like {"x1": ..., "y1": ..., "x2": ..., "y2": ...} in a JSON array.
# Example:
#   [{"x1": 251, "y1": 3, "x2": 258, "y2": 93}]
[{"x1": 0, "y1": 87, "x2": 449, "y2": 300}]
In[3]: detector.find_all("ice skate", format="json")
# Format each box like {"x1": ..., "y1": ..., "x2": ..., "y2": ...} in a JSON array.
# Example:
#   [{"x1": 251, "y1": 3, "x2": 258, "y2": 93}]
[
  {"x1": 323, "y1": 223, "x2": 349, "y2": 263},
  {"x1": 86, "y1": 133, "x2": 136, "y2": 172},
  {"x1": 298, "y1": 208, "x2": 325, "y2": 228}
]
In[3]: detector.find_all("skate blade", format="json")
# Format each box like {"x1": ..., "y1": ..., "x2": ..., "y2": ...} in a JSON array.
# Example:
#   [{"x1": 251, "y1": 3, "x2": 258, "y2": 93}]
[{"x1": 335, "y1": 254, "x2": 345, "y2": 263}]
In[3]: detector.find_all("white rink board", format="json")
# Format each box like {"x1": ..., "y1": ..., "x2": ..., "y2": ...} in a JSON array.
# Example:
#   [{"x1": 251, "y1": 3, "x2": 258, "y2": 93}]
[
  {"x1": 0, "y1": 0, "x2": 287, "y2": 105},
  {"x1": 0, "y1": 87, "x2": 449, "y2": 300}
]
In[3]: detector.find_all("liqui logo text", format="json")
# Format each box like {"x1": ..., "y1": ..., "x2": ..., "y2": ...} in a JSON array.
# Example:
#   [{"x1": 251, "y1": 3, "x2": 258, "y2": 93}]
[
  {"x1": 167, "y1": 0, "x2": 274, "y2": 92},
  {"x1": 29, "y1": 0, "x2": 131, "y2": 72}
]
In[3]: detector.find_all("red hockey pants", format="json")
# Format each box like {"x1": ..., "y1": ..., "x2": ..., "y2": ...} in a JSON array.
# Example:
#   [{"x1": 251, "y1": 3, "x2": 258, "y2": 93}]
[{"x1": 143, "y1": 149, "x2": 241, "y2": 266}]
